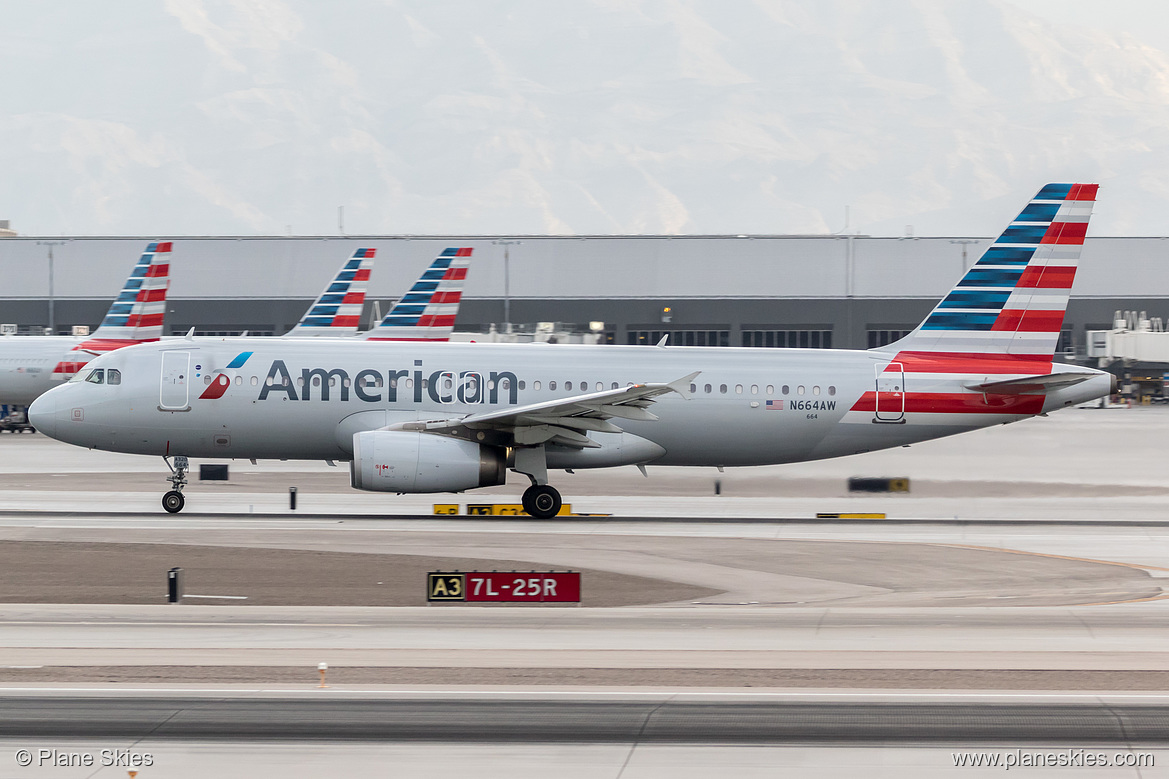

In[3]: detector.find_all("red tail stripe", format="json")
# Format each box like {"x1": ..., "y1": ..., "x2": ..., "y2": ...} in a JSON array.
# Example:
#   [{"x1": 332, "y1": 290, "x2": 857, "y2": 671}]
[
  {"x1": 154, "y1": 242, "x2": 173, "y2": 253},
  {"x1": 341, "y1": 292, "x2": 365, "y2": 305},
  {"x1": 456, "y1": 248, "x2": 473, "y2": 257},
  {"x1": 1067, "y1": 184, "x2": 1098, "y2": 202},
  {"x1": 353, "y1": 269, "x2": 372, "y2": 281},
  {"x1": 416, "y1": 314, "x2": 457, "y2": 327},
  {"x1": 850, "y1": 391, "x2": 1045, "y2": 415},
  {"x1": 135, "y1": 288, "x2": 168, "y2": 302},
  {"x1": 145, "y1": 264, "x2": 170, "y2": 278},
  {"x1": 444, "y1": 268, "x2": 468, "y2": 281},
  {"x1": 1016, "y1": 265, "x2": 1076, "y2": 289},
  {"x1": 331, "y1": 316, "x2": 360, "y2": 328},
  {"x1": 431, "y1": 291, "x2": 462, "y2": 304},
  {"x1": 125, "y1": 313, "x2": 165, "y2": 328},
  {"x1": 991, "y1": 309, "x2": 1065, "y2": 332},
  {"x1": 1040, "y1": 221, "x2": 1087, "y2": 245}
]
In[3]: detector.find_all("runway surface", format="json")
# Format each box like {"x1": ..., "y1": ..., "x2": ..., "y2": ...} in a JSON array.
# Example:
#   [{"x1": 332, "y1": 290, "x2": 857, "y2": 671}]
[
  {"x1": 2, "y1": 696, "x2": 1168, "y2": 743},
  {"x1": 0, "y1": 412, "x2": 1167, "y2": 775}
]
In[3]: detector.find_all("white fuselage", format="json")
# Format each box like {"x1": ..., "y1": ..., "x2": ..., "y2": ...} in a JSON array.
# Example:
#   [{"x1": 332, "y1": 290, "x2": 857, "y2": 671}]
[
  {"x1": 0, "y1": 335, "x2": 95, "y2": 405},
  {"x1": 29, "y1": 338, "x2": 1113, "y2": 470}
]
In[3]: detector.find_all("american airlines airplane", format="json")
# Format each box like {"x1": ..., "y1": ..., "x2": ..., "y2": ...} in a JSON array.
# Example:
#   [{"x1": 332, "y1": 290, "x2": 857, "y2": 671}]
[
  {"x1": 29, "y1": 185, "x2": 1113, "y2": 517},
  {"x1": 0, "y1": 241, "x2": 172, "y2": 407}
]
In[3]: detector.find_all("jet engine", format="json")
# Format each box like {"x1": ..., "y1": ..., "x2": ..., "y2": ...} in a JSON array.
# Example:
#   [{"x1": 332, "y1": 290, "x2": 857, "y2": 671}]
[{"x1": 350, "y1": 430, "x2": 506, "y2": 493}]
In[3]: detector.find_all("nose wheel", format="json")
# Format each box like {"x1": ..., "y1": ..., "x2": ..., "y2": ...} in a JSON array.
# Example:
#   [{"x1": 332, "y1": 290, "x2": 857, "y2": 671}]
[
  {"x1": 162, "y1": 490, "x2": 185, "y2": 514},
  {"x1": 522, "y1": 484, "x2": 562, "y2": 519},
  {"x1": 162, "y1": 455, "x2": 189, "y2": 514}
]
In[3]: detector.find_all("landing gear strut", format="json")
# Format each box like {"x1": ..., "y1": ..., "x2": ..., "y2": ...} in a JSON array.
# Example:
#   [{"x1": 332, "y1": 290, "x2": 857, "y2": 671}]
[
  {"x1": 512, "y1": 445, "x2": 563, "y2": 519},
  {"x1": 163, "y1": 455, "x2": 188, "y2": 514}
]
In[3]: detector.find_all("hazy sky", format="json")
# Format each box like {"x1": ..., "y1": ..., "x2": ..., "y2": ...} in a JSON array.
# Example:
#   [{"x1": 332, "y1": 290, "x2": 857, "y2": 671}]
[{"x1": 1005, "y1": 0, "x2": 1169, "y2": 52}]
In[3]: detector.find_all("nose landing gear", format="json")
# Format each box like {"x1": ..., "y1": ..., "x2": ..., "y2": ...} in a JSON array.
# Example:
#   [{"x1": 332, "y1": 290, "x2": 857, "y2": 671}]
[{"x1": 163, "y1": 455, "x2": 189, "y2": 514}]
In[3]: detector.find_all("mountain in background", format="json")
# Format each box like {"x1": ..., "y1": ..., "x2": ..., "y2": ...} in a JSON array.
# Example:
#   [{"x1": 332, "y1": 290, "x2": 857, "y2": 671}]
[{"x1": 3, "y1": 0, "x2": 1169, "y2": 237}]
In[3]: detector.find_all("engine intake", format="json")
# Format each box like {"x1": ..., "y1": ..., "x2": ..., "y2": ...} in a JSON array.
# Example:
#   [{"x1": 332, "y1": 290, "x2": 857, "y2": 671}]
[{"x1": 350, "y1": 431, "x2": 506, "y2": 493}]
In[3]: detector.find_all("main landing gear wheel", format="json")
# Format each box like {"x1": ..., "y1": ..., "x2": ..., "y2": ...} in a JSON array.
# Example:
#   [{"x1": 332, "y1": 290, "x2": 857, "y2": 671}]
[
  {"x1": 162, "y1": 490, "x2": 185, "y2": 514},
  {"x1": 522, "y1": 484, "x2": 562, "y2": 519}
]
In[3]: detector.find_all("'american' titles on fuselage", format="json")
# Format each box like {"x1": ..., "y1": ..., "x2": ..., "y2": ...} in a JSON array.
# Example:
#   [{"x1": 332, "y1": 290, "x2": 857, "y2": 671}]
[{"x1": 255, "y1": 359, "x2": 519, "y2": 405}]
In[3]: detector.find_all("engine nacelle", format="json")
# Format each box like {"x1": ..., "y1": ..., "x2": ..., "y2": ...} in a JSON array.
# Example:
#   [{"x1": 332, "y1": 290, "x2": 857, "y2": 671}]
[{"x1": 350, "y1": 431, "x2": 506, "y2": 493}]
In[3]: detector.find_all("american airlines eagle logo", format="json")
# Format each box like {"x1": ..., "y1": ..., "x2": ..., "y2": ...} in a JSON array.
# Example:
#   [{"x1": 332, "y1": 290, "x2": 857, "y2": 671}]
[{"x1": 197, "y1": 352, "x2": 253, "y2": 400}]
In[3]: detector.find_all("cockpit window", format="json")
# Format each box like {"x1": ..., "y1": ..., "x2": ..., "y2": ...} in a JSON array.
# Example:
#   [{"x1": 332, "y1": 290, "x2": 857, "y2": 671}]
[
  {"x1": 107, "y1": 369, "x2": 121, "y2": 385},
  {"x1": 84, "y1": 369, "x2": 105, "y2": 385}
]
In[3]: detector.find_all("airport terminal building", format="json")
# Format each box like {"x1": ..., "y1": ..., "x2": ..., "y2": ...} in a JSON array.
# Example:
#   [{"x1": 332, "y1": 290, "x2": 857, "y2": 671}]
[{"x1": 0, "y1": 234, "x2": 1163, "y2": 359}]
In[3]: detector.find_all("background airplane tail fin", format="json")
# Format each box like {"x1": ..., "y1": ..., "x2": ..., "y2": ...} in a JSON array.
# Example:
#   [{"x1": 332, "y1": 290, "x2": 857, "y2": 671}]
[
  {"x1": 364, "y1": 247, "x2": 472, "y2": 342},
  {"x1": 284, "y1": 248, "x2": 376, "y2": 337},
  {"x1": 87, "y1": 241, "x2": 172, "y2": 344},
  {"x1": 880, "y1": 183, "x2": 1097, "y2": 359}
]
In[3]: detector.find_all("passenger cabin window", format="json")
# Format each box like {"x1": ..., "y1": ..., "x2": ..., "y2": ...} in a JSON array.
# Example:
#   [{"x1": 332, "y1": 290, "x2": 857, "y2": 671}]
[{"x1": 84, "y1": 369, "x2": 104, "y2": 385}]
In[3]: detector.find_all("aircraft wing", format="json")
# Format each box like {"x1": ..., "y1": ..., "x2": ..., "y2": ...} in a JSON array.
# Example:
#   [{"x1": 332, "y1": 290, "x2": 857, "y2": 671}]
[
  {"x1": 388, "y1": 371, "x2": 700, "y2": 448},
  {"x1": 964, "y1": 372, "x2": 1099, "y2": 395}
]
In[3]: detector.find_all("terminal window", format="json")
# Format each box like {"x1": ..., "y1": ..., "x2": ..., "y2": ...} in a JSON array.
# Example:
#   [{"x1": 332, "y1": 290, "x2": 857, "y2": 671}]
[
  {"x1": 628, "y1": 330, "x2": 729, "y2": 347},
  {"x1": 866, "y1": 329, "x2": 913, "y2": 349},
  {"x1": 742, "y1": 330, "x2": 833, "y2": 348}
]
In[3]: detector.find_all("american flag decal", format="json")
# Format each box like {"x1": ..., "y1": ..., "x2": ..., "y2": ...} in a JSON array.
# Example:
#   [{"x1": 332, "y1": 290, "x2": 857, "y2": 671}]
[{"x1": 765, "y1": 400, "x2": 783, "y2": 410}]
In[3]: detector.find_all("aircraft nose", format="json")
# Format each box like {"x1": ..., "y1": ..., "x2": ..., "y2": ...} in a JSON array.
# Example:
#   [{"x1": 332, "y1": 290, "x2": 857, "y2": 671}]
[{"x1": 28, "y1": 391, "x2": 58, "y2": 439}]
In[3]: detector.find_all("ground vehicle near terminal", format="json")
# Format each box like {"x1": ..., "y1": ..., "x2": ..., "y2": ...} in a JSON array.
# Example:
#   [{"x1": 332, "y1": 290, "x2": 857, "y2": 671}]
[{"x1": 29, "y1": 185, "x2": 1113, "y2": 517}]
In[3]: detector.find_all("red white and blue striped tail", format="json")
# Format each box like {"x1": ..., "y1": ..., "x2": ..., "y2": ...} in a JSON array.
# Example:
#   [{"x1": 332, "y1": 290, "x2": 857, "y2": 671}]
[
  {"x1": 363, "y1": 248, "x2": 472, "y2": 342},
  {"x1": 55, "y1": 241, "x2": 173, "y2": 374},
  {"x1": 85, "y1": 241, "x2": 172, "y2": 345},
  {"x1": 879, "y1": 183, "x2": 1097, "y2": 358},
  {"x1": 284, "y1": 248, "x2": 376, "y2": 337}
]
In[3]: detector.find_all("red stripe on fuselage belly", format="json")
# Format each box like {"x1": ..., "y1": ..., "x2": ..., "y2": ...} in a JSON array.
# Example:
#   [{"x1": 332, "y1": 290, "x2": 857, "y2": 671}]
[
  {"x1": 888, "y1": 352, "x2": 1054, "y2": 375},
  {"x1": 850, "y1": 391, "x2": 1045, "y2": 415}
]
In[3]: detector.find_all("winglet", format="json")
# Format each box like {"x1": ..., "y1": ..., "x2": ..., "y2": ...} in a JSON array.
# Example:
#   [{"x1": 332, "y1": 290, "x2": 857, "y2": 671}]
[
  {"x1": 656, "y1": 334, "x2": 669, "y2": 347},
  {"x1": 667, "y1": 371, "x2": 700, "y2": 400},
  {"x1": 184, "y1": 327, "x2": 195, "y2": 340}
]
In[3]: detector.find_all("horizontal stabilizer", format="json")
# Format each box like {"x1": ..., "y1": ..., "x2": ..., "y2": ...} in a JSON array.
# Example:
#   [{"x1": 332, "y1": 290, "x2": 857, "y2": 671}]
[{"x1": 963, "y1": 372, "x2": 1097, "y2": 395}]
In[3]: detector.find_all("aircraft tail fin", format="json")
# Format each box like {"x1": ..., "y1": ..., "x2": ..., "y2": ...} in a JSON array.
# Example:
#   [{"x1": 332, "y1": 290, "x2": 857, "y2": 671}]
[
  {"x1": 363, "y1": 247, "x2": 472, "y2": 342},
  {"x1": 87, "y1": 241, "x2": 172, "y2": 344},
  {"x1": 284, "y1": 248, "x2": 376, "y2": 337},
  {"x1": 880, "y1": 183, "x2": 1097, "y2": 358}
]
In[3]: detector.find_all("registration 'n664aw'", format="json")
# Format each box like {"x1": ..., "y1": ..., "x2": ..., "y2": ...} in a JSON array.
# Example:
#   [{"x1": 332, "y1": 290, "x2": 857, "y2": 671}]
[{"x1": 29, "y1": 185, "x2": 1114, "y2": 518}]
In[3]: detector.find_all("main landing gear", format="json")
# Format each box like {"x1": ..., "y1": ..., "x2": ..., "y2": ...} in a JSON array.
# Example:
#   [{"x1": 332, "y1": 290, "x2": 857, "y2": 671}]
[
  {"x1": 163, "y1": 455, "x2": 188, "y2": 514},
  {"x1": 522, "y1": 484, "x2": 562, "y2": 519},
  {"x1": 513, "y1": 444, "x2": 563, "y2": 519}
]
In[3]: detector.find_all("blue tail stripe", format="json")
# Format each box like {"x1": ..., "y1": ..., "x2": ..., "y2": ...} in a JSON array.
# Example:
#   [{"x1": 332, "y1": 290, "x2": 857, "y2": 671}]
[
  {"x1": 996, "y1": 224, "x2": 1048, "y2": 244},
  {"x1": 956, "y1": 268, "x2": 1026, "y2": 287},
  {"x1": 937, "y1": 290, "x2": 1012, "y2": 309},
  {"x1": 1015, "y1": 203, "x2": 1061, "y2": 223},
  {"x1": 922, "y1": 312, "x2": 999, "y2": 330},
  {"x1": 1036, "y1": 183, "x2": 1073, "y2": 200},
  {"x1": 977, "y1": 247, "x2": 1035, "y2": 265}
]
